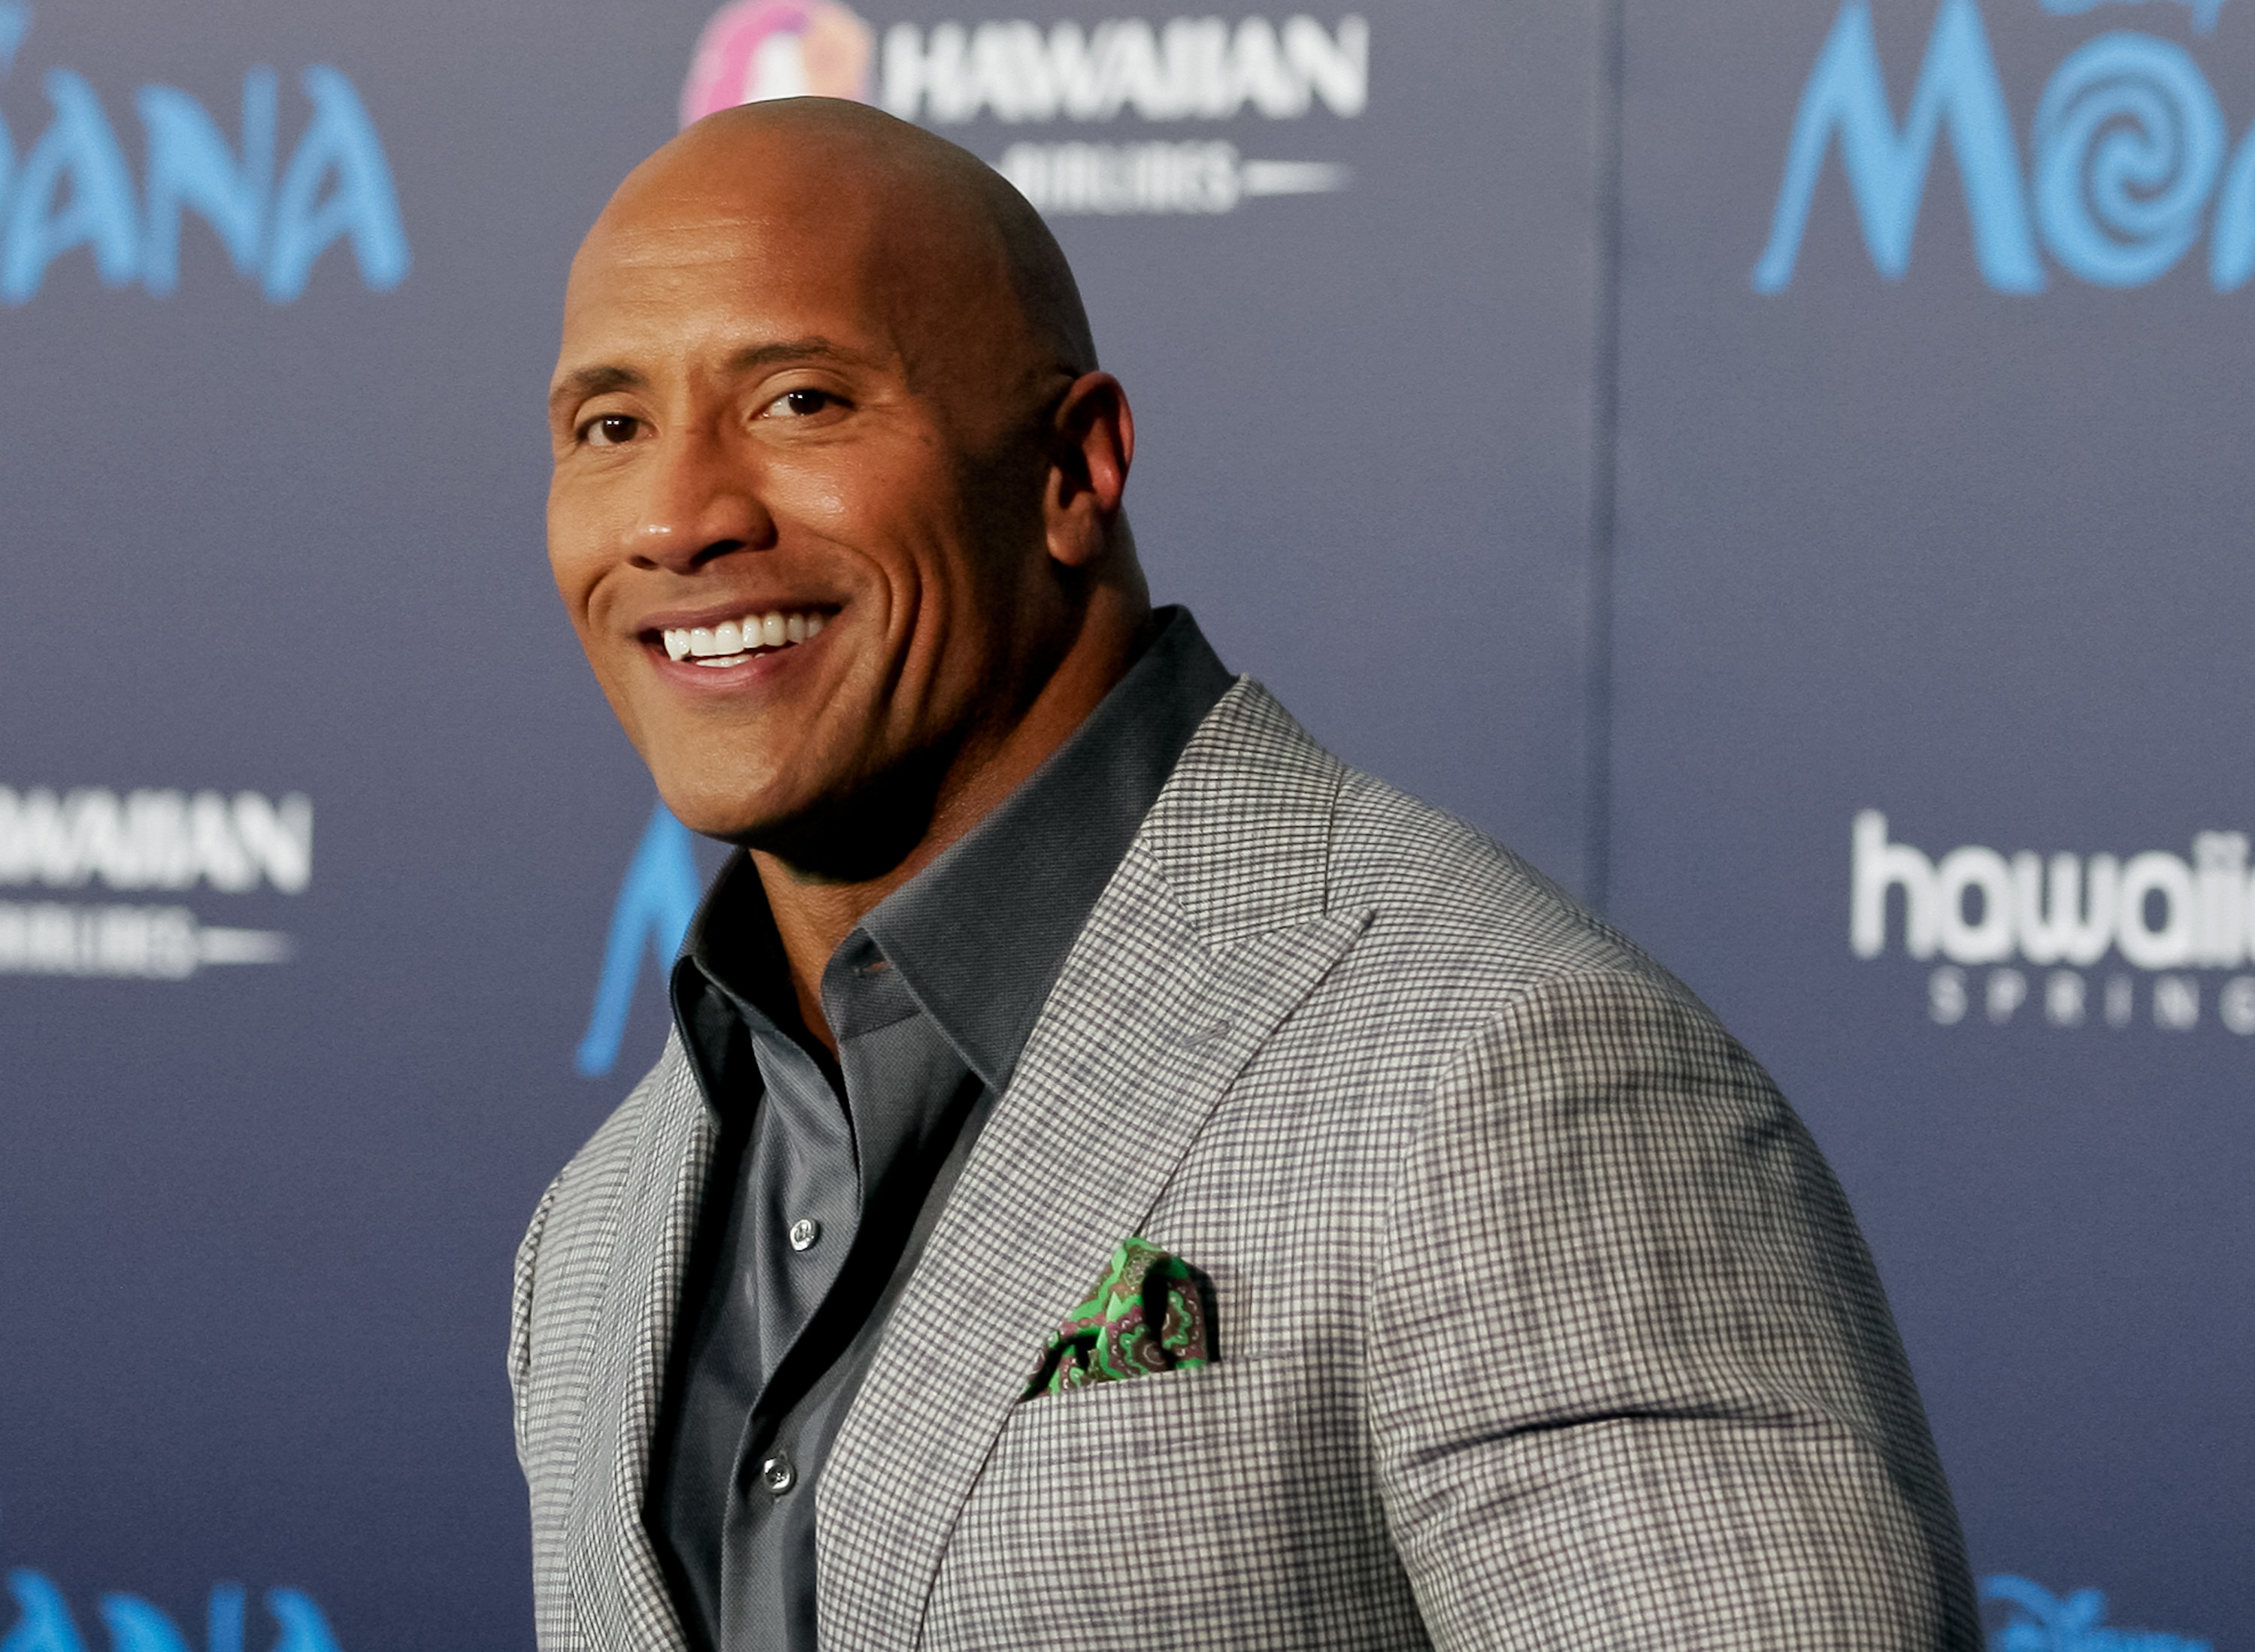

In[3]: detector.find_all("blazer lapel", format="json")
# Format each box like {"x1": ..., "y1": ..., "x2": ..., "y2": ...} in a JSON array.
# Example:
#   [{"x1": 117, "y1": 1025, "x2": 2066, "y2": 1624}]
[
  {"x1": 565, "y1": 1033, "x2": 713, "y2": 1652},
  {"x1": 815, "y1": 682, "x2": 1369, "y2": 1652}
]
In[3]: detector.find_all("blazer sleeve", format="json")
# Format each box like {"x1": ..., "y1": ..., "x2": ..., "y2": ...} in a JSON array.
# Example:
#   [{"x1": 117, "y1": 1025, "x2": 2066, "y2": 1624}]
[{"x1": 1367, "y1": 967, "x2": 1979, "y2": 1650}]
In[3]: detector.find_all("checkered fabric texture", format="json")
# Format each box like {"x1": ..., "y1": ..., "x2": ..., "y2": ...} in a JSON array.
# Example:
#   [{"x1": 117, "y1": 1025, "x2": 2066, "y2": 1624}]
[{"x1": 510, "y1": 679, "x2": 1978, "y2": 1650}]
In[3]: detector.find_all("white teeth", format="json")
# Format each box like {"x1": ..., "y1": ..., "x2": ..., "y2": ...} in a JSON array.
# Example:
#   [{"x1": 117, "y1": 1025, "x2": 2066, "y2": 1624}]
[{"x1": 662, "y1": 610, "x2": 828, "y2": 664}]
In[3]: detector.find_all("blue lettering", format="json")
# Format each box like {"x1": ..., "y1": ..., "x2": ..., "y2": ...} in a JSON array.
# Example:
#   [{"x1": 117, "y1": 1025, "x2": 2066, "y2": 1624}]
[
  {"x1": 262, "y1": 65, "x2": 407, "y2": 302},
  {"x1": 0, "y1": 3, "x2": 28, "y2": 77},
  {"x1": 2, "y1": 69, "x2": 138, "y2": 303},
  {"x1": 0, "y1": 3, "x2": 23, "y2": 223},
  {"x1": 202, "y1": 1589, "x2": 241, "y2": 1652},
  {"x1": 2, "y1": 1575, "x2": 341, "y2": 1652},
  {"x1": 92, "y1": 1599, "x2": 189, "y2": 1652},
  {"x1": 1980, "y1": 1575, "x2": 2212, "y2": 1651},
  {"x1": 259, "y1": 1593, "x2": 338, "y2": 1652},
  {"x1": 137, "y1": 69, "x2": 277, "y2": 295},
  {"x1": 1, "y1": 1572, "x2": 89, "y2": 1652},
  {"x1": 1754, "y1": 0, "x2": 2042, "y2": 293},
  {"x1": 0, "y1": 107, "x2": 14, "y2": 244},
  {"x1": 2033, "y1": 33, "x2": 2223, "y2": 288},
  {"x1": 575, "y1": 803, "x2": 703, "y2": 1079}
]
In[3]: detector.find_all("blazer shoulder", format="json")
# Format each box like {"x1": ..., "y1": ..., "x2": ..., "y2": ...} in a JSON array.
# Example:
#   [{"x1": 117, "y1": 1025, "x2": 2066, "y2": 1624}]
[
  {"x1": 1154, "y1": 679, "x2": 1707, "y2": 1033},
  {"x1": 1325, "y1": 764, "x2": 1693, "y2": 1017}
]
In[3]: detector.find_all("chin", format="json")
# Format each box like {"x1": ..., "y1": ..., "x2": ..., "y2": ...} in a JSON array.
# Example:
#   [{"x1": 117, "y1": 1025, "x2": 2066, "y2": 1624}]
[
  {"x1": 641, "y1": 749, "x2": 796, "y2": 843},
  {"x1": 653, "y1": 785, "x2": 788, "y2": 846}
]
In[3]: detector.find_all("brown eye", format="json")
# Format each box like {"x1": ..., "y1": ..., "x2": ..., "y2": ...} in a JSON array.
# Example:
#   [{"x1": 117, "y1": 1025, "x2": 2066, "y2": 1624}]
[
  {"x1": 586, "y1": 413, "x2": 640, "y2": 446},
  {"x1": 773, "y1": 389, "x2": 835, "y2": 417}
]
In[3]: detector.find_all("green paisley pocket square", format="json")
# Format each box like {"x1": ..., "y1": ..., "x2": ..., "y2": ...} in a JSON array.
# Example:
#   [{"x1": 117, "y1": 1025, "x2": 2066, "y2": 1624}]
[{"x1": 1021, "y1": 1236, "x2": 1217, "y2": 1401}]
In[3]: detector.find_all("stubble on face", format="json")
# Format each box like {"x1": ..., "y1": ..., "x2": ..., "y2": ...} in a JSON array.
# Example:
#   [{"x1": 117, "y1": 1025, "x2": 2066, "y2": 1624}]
[{"x1": 546, "y1": 102, "x2": 1094, "y2": 879}]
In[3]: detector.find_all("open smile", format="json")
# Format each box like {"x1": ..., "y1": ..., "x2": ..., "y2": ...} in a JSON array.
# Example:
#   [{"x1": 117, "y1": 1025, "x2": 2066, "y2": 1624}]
[{"x1": 657, "y1": 608, "x2": 829, "y2": 669}]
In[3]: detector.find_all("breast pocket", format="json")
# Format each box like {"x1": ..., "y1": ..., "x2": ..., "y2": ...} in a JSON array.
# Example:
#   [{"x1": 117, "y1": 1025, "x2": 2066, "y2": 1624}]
[{"x1": 919, "y1": 1357, "x2": 1424, "y2": 1650}]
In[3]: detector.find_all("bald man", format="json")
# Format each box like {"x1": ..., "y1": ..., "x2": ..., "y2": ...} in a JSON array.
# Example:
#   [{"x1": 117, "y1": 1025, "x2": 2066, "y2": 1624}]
[{"x1": 511, "y1": 101, "x2": 1977, "y2": 1651}]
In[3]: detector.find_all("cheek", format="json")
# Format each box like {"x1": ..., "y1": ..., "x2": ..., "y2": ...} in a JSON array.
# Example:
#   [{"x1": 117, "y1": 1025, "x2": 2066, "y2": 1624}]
[{"x1": 546, "y1": 485, "x2": 626, "y2": 625}]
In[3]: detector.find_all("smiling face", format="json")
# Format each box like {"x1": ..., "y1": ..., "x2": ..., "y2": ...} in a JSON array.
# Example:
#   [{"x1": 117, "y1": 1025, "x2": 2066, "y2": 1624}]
[{"x1": 547, "y1": 104, "x2": 1126, "y2": 873}]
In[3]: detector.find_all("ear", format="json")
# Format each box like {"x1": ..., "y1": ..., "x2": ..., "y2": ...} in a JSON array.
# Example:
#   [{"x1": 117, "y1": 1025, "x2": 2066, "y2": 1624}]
[{"x1": 1043, "y1": 371, "x2": 1134, "y2": 570}]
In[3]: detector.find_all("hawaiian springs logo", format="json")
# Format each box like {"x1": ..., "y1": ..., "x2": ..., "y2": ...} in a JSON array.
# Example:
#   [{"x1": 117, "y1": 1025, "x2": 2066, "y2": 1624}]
[
  {"x1": 1855, "y1": 809, "x2": 2255, "y2": 1028},
  {"x1": 676, "y1": 0, "x2": 1367, "y2": 216},
  {"x1": 1756, "y1": 0, "x2": 2255, "y2": 291}
]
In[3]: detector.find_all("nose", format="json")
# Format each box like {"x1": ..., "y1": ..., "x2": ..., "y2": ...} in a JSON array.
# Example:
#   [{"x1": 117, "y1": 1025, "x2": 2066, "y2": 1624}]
[{"x1": 629, "y1": 425, "x2": 774, "y2": 573}]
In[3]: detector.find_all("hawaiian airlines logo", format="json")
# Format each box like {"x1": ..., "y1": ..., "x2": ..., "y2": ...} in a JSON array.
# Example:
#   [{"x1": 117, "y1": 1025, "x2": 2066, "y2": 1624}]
[
  {"x1": 681, "y1": 0, "x2": 877, "y2": 124},
  {"x1": 0, "y1": 2, "x2": 407, "y2": 305},
  {"x1": 1981, "y1": 1575, "x2": 2212, "y2": 1650},
  {"x1": 0, "y1": 784, "x2": 309, "y2": 980},
  {"x1": 1854, "y1": 810, "x2": 2255, "y2": 1029},
  {"x1": 1755, "y1": 0, "x2": 2255, "y2": 292},
  {"x1": 678, "y1": 2, "x2": 1365, "y2": 216}
]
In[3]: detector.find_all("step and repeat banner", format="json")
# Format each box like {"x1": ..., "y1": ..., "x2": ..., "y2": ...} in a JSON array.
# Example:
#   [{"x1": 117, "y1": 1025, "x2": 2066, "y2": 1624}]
[
  {"x1": 1, "y1": 0, "x2": 2244, "y2": 1646},
  {"x1": 1612, "y1": 0, "x2": 2253, "y2": 1644},
  {"x1": 0, "y1": 2, "x2": 1605, "y2": 1647}
]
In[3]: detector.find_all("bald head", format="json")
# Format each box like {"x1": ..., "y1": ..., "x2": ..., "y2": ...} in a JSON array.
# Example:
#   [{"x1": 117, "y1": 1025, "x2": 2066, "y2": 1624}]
[
  {"x1": 600, "y1": 98, "x2": 1097, "y2": 380},
  {"x1": 546, "y1": 92, "x2": 1148, "y2": 913}
]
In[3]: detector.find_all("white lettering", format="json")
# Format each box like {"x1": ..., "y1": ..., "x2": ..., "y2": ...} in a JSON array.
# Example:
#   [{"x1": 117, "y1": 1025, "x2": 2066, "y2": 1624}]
[
  {"x1": 1937, "y1": 845, "x2": 2015, "y2": 964},
  {"x1": 1985, "y1": 966, "x2": 2027, "y2": 1022},
  {"x1": 2193, "y1": 831, "x2": 2247, "y2": 966},
  {"x1": 2117, "y1": 851, "x2": 2197, "y2": 969},
  {"x1": 0, "y1": 785, "x2": 312, "y2": 893},
  {"x1": 2154, "y1": 973, "x2": 2200, "y2": 1030},
  {"x1": 1930, "y1": 964, "x2": 1967, "y2": 1023},
  {"x1": 882, "y1": 14, "x2": 1367, "y2": 124},
  {"x1": 1852, "y1": 810, "x2": 1941, "y2": 958},
  {"x1": 2014, "y1": 851, "x2": 2116, "y2": 966},
  {"x1": 0, "y1": 902, "x2": 286, "y2": 978},
  {"x1": 1000, "y1": 140, "x2": 1242, "y2": 213},
  {"x1": 1854, "y1": 816, "x2": 2255, "y2": 979},
  {"x1": 2045, "y1": 968, "x2": 2085, "y2": 1026}
]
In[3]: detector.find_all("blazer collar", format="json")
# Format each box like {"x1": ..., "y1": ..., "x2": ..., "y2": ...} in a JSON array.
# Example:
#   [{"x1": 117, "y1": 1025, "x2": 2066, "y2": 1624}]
[
  {"x1": 813, "y1": 679, "x2": 1368, "y2": 1651},
  {"x1": 565, "y1": 1036, "x2": 710, "y2": 1652}
]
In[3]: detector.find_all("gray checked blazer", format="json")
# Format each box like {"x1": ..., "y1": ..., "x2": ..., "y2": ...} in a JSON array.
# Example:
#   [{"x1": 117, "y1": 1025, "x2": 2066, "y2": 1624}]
[{"x1": 511, "y1": 679, "x2": 1978, "y2": 1650}]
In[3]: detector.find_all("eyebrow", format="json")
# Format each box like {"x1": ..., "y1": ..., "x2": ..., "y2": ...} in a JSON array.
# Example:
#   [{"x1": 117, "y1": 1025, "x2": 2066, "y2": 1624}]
[{"x1": 547, "y1": 337, "x2": 864, "y2": 418}]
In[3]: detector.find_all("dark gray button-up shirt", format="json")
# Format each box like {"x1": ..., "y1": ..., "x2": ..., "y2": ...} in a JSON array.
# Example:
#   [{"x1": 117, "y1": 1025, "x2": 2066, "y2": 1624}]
[{"x1": 649, "y1": 608, "x2": 1233, "y2": 1652}]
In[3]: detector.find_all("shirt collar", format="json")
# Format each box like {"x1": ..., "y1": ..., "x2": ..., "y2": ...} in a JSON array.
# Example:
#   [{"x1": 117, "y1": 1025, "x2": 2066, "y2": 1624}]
[
  {"x1": 858, "y1": 607, "x2": 1232, "y2": 1093},
  {"x1": 677, "y1": 607, "x2": 1232, "y2": 1092}
]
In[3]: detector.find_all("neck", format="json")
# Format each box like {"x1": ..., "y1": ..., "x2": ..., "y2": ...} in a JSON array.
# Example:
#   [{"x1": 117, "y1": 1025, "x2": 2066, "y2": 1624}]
[{"x1": 752, "y1": 590, "x2": 1152, "y2": 1051}]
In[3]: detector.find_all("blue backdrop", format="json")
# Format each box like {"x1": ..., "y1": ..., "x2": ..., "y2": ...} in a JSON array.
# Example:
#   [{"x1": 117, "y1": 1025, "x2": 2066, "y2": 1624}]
[{"x1": 0, "y1": 0, "x2": 2240, "y2": 1647}]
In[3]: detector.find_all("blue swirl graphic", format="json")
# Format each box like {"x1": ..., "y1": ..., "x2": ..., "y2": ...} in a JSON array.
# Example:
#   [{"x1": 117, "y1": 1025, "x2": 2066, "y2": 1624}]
[
  {"x1": 2206, "y1": 120, "x2": 2255, "y2": 290},
  {"x1": 2036, "y1": 0, "x2": 2229, "y2": 37},
  {"x1": 2033, "y1": 32, "x2": 2224, "y2": 288}
]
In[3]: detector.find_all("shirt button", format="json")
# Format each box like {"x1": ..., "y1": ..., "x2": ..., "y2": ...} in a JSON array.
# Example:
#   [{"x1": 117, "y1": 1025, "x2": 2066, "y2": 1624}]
[
  {"x1": 788, "y1": 1218, "x2": 821, "y2": 1252},
  {"x1": 760, "y1": 1453, "x2": 796, "y2": 1496}
]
